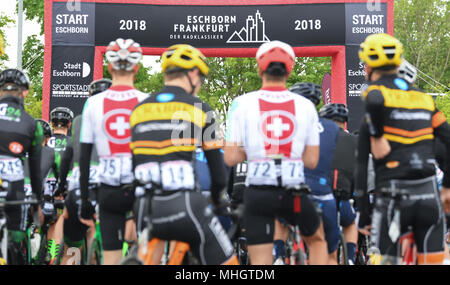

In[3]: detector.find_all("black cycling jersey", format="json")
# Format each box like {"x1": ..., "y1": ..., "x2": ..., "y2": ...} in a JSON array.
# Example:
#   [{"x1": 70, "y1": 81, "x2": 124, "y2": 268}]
[
  {"x1": 130, "y1": 85, "x2": 227, "y2": 203},
  {"x1": 330, "y1": 129, "x2": 357, "y2": 199},
  {"x1": 361, "y1": 74, "x2": 450, "y2": 187},
  {"x1": 46, "y1": 133, "x2": 69, "y2": 153},
  {"x1": 0, "y1": 95, "x2": 43, "y2": 200},
  {"x1": 40, "y1": 146, "x2": 59, "y2": 181},
  {"x1": 59, "y1": 115, "x2": 99, "y2": 187}
]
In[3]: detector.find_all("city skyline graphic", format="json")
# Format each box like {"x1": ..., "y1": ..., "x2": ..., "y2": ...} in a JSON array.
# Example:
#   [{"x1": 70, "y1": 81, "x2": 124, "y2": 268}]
[{"x1": 227, "y1": 10, "x2": 270, "y2": 43}]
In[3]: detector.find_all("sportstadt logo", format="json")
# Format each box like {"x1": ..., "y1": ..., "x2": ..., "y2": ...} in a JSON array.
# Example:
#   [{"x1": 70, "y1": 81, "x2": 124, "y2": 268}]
[{"x1": 227, "y1": 10, "x2": 270, "y2": 44}]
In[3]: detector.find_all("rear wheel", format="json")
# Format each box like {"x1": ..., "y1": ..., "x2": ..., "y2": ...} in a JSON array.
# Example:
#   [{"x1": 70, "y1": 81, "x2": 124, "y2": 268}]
[
  {"x1": 87, "y1": 237, "x2": 102, "y2": 265},
  {"x1": 337, "y1": 233, "x2": 348, "y2": 265}
]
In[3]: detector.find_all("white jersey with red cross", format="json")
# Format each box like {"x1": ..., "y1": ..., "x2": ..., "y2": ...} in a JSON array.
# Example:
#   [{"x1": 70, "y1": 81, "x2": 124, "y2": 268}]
[
  {"x1": 226, "y1": 87, "x2": 320, "y2": 161},
  {"x1": 80, "y1": 85, "x2": 148, "y2": 186}
]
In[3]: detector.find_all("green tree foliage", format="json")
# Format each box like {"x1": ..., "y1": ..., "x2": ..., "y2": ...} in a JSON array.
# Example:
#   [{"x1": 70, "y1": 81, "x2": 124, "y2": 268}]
[
  {"x1": 0, "y1": 13, "x2": 14, "y2": 69},
  {"x1": 395, "y1": 0, "x2": 449, "y2": 94}
]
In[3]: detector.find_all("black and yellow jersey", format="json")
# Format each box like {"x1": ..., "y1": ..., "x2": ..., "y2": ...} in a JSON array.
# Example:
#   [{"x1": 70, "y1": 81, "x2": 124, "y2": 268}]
[
  {"x1": 129, "y1": 85, "x2": 227, "y2": 194},
  {"x1": 361, "y1": 74, "x2": 450, "y2": 186}
]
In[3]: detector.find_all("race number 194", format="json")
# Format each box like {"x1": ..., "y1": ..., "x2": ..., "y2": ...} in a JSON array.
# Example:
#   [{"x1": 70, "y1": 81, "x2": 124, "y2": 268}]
[
  {"x1": 294, "y1": 19, "x2": 322, "y2": 31},
  {"x1": 119, "y1": 20, "x2": 147, "y2": 31}
]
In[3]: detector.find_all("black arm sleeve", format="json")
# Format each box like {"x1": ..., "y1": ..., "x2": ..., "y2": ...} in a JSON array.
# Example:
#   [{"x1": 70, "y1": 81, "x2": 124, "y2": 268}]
[
  {"x1": 79, "y1": 143, "x2": 93, "y2": 201},
  {"x1": 59, "y1": 140, "x2": 74, "y2": 186},
  {"x1": 434, "y1": 121, "x2": 450, "y2": 188},
  {"x1": 29, "y1": 125, "x2": 44, "y2": 201},
  {"x1": 354, "y1": 122, "x2": 371, "y2": 212},
  {"x1": 204, "y1": 148, "x2": 228, "y2": 204},
  {"x1": 365, "y1": 89, "x2": 385, "y2": 137}
]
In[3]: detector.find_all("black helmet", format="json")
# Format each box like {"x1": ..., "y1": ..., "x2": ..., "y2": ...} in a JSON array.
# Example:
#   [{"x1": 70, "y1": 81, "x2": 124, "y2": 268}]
[
  {"x1": 89, "y1": 78, "x2": 112, "y2": 96},
  {"x1": 36, "y1": 119, "x2": 52, "y2": 138},
  {"x1": 319, "y1": 103, "x2": 349, "y2": 123},
  {"x1": 289, "y1": 82, "x2": 321, "y2": 106},
  {"x1": 0, "y1": 69, "x2": 29, "y2": 90},
  {"x1": 50, "y1": 107, "x2": 74, "y2": 126}
]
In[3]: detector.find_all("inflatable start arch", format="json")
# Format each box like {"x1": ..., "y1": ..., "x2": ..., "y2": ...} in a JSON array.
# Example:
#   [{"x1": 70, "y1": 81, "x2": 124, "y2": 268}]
[{"x1": 43, "y1": 0, "x2": 394, "y2": 131}]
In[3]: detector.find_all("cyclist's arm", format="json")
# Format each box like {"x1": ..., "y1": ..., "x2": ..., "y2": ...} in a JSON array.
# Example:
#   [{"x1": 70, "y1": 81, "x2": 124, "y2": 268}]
[
  {"x1": 364, "y1": 89, "x2": 385, "y2": 138},
  {"x1": 224, "y1": 98, "x2": 246, "y2": 167},
  {"x1": 432, "y1": 111, "x2": 450, "y2": 188},
  {"x1": 303, "y1": 103, "x2": 320, "y2": 169},
  {"x1": 79, "y1": 98, "x2": 94, "y2": 202},
  {"x1": 79, "y1": 143, "x2": 93, "y2": 201},
  {"x1": 202, "y1": 105, "x2": 228, "y2": 205},
  {"x1": 29, "y1": 122, "x2": 44, "y2": 201},
  {"x1": 40, "y1": 147, "x2": 55, "y2": 182},
  {"x1": 354, "y1": 122, "x2": 372, "y2": 227},
  {"x1": 224, "y1": 143, "x2": 246, "y2": 167},
  {"x1": 59, "y1": 139, "x2": 73, "y2": 187}
]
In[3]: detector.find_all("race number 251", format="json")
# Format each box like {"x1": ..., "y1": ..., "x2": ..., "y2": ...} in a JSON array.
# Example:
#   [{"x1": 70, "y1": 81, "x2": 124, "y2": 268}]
[{"x1": 119, "y1": 20, "x2": 147, "y2": 31}]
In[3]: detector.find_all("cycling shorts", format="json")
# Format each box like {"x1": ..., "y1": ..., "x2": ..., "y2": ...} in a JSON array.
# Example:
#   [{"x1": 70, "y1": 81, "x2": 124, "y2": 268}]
[
  {"x1": 339, "y1": 200, "x2": 356, "y2": 227},
  {"x1": 370, "y1": 176, "x2": 446, "y2": 259},
  {"x1": 243, "y1": 186, "x2": 321, "y2": 245},
  {"x1": 4, "y1": 180, "x2": 29, "y2": 232},
  {"x1": 151, "y1": 191, "x2": 235, "y2": 265},
  {"x1": 64, "y1": 189, "x2": 91, "y2": 244},
  {"x1": 310, "y1": 194, "x2": 340, "y2": 254},
  {"x1": 98, "y1": 183, "x2": 135, "y2": 251}
]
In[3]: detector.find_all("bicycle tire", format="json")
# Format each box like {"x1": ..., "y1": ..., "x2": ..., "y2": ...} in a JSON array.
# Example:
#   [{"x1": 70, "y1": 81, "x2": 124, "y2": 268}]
[
  {"x1": 87, "y1": 237, "x2": 102, "y2": 265},
  {"x1": 119, "y1": 245, "x2": 143, "y2": 265},
  {"x1": 355, "y1": 234, "x2": 369, "y2": 265},
  {"x1": 337, "y1": 233, "x2": 348, "y2": 265}
]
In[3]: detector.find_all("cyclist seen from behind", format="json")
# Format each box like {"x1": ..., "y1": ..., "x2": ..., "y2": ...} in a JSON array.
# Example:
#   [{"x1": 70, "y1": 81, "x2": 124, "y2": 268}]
[
  {"x1": 78, "y1": 38, "x2": 148, "y2": 265},
  {"x1": 319, "y1": 103, "x2": 358, "y2": 264},
  {"x1": 355, "y1": 33, "x2": 450, "y2": 265},
  {"x1": 58, "y1": 78, "x2": 112, "y2": 265},
  {"x1": 43, "y1": 106, "x2": 73, "y2": 264},
  {"x1": 0, "y1": 68, "x2": 44, "y2": 264},
  {"x1": 279, "y1": 82, "x2": 343, "y2": 265},
  {"x1": 224, "y1": 41, "x2": 328, "y2": 265},
  {"x1": 130, "y1": 44, "x2": 238, "y2": 265}
]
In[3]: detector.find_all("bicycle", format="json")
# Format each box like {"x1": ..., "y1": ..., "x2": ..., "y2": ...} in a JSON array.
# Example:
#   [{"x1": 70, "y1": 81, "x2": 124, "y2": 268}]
[
  {"x1": 86, "y1": 185, "x2": 137, "y2": 265},
  {"x1": 0, "y1": 179, "x2": 41, "y2": 265},
  {"x1": 120, "y1": 181, "x2": 243, "y2": 265},
  {"x1": 282, "y1": 183, "x2": 314, "y2": 265}
]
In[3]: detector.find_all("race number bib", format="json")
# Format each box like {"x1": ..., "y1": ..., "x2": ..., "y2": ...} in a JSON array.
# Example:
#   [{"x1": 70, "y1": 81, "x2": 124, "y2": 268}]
[
  {"x1": 246, "y1": 159, "x2": 278, "y2": 186},
  {"x1": 44, "y1": 177, "x2": 57, "y2": 196},
  {"x1": 134, "y1": 162, "x2": 160, "y2": 184},
  {"x1": 24, "y1": 184, "x2": 32, "y2": 197},
  {"x1": 69, "y1": 165, "x2": 101, "y2": 191},
  {"x1": 161, "y1": 160, "x2": 195, "y2": 191},
  {"x1": 0, "y1": 157, "x2": 24, "y2": 182},
  {"x1": 281, "y1": 159, "x2": 305, "y2": 187},
  {"x1": 99, "y1": 155, "x2": 133, "y2": 186}
]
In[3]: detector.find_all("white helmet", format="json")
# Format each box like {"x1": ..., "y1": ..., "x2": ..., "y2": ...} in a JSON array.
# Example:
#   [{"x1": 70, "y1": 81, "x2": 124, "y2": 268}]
[
  {"x1": 105, "y1": 38, "x2": 143, "y2": 72},
  {"x1": 397, "y1": 59, "x2": 417, "y2": 84},
  {"x1": 256, "y1": 40, "x2": 295, "y2": 74}
]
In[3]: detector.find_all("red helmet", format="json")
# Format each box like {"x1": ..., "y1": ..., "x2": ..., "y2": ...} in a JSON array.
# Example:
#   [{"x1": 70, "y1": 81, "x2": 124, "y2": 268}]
[
  {"x1": 256, "y1": 40, "x2": 295, "y2": 74},
  {"x1": 106, "y1": 38, "x2": 143, "y2": 72}
]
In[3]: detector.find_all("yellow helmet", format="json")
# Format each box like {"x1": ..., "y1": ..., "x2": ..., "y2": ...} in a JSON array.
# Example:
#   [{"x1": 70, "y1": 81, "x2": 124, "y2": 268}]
[
  {"x1": 359, "y1": 33, "x2": 403, "y2": 68},
  {"x1": 161, "y1": 44, "x2": 209, "y2": 76}
]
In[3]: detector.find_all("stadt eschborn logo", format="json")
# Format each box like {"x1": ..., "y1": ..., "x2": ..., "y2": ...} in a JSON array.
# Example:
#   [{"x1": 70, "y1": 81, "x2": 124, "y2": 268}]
[
  {"x1": 227, "y1": 10, "x2": 270, "y2": 43},
  {"x1": 171, "y1": 10, "x2": 270, "y2": 44}
]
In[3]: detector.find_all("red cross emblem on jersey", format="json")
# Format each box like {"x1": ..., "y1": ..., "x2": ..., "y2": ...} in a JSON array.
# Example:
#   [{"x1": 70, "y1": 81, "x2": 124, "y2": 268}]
[
  {"x1": 259, "y1": 99, "x2": 297, "y2": 156},
  {"x1": 102, "y1": 98, "x2": 138, "y2": 154}
]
